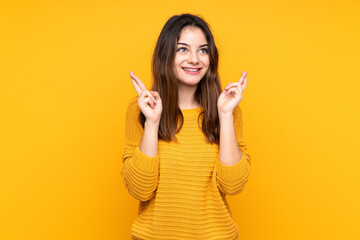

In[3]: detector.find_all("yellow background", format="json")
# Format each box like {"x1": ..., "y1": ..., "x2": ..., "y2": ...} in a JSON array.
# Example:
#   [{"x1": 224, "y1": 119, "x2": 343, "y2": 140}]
[{"x1": 1, "y1": 0, "x2": 359, "y2": 239}]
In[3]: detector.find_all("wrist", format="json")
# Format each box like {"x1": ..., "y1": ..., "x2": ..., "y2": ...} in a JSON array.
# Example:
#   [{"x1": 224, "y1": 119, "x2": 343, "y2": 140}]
[
  {"x1": 145, "y1": 119, "x2": 160, "y2": 129},
  {"x1": 218, "y1": 112, "x2": 233, "y2": 122}
]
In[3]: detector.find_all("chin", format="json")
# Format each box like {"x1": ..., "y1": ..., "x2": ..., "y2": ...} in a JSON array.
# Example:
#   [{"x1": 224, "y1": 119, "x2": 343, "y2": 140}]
[
  {"x1": 177, "y1": 74, "x2": 206, "y2": 86},
  {"x1": 178, "y1": 78, "x2": 203, "y2": 87}
]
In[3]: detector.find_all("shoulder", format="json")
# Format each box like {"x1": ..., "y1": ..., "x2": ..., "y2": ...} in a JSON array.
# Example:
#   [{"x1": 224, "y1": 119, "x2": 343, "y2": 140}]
[
  {"x1": 126, "y1": 95, "x2": 140, "y2": 116},
  {"x1": 124, "y1": 96, "x2": 144, "y2": 138},
  {"x1": 127, "y1": 95, "x2": 139, "y2": 110},
  {"x1": 125, "y1": 95, "x2": 141, "y2": 125}
]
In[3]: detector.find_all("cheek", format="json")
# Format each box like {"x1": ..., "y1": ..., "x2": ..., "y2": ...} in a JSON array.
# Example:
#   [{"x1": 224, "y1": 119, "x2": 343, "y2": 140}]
[
  {"x1": 173, "y1": 56, "x2": 180, "y2": 67},
  {"x1": 203, "y1": 59, "x2": 210, "y2": 71},
  {"x1": 173, "y1": 61, "x2": 182, "y2": 77},
  {"x1": 174, "y1": 57, "x2": 184, "y2": 68},
  {"x1": 201, "y1": 56, "x2": 210, "y2": 66},
  {"x1": 203, "y1": 60, "x2": 210, "y2": 75}
]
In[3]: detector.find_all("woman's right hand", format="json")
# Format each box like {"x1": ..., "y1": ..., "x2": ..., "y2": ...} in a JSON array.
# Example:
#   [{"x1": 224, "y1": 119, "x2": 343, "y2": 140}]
[{"x1": 129, "y1": 70, "x2": 162, "y2": 124}]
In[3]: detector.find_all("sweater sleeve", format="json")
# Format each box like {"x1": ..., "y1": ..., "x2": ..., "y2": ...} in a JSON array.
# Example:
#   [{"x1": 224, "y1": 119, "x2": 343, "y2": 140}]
[
  {"x1": 216, "y1": 104, "x2": 251, "y2": 196},
  {"x1": 121, "y1": 96, "x2": 160, "y2": 201}
]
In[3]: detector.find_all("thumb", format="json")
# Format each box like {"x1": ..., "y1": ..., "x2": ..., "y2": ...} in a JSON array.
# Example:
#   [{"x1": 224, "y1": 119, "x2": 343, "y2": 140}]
[{"x1": 150, "y1": 91, "x2": 161, "y2": 101}]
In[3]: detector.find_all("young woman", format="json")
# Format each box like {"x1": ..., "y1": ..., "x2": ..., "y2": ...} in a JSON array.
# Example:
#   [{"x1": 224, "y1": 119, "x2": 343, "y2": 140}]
[{"x1": 122, "y1": 13, "x2": 251, "y2": 240}]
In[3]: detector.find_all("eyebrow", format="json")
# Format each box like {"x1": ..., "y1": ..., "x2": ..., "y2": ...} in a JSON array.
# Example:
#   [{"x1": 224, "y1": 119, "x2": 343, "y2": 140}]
[{"x1": 177, "y1": 42, "x2": 208, "y2": 47}]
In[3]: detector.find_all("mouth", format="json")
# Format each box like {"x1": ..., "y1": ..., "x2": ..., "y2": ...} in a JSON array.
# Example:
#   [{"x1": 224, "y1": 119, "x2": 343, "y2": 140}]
[{"x1": 182, "y1": 67, "x2": 202, "y2": 75}]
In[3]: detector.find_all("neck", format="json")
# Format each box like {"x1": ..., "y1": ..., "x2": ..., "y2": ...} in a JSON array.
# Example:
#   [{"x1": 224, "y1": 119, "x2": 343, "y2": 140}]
[{"x1": 177, "y1": 83, "x2": 200, "y2": 109}]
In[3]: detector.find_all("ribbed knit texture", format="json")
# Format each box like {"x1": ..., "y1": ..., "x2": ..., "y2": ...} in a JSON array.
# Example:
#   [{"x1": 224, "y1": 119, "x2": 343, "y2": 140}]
[{"x1": 122, "y1": 96, "x2": 251, "y2": 240}]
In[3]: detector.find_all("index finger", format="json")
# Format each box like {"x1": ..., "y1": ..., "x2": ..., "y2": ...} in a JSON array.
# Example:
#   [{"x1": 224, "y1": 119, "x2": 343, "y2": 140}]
[
  {"x1": 238, "y1": 71, "x2": 247, "y2": 83},
  {"x1": 130, "y1": 78, "x2": 143, "y2": 96},
  {"x1": 130, "y1": 71, "x2": 147, "y2": 92}
]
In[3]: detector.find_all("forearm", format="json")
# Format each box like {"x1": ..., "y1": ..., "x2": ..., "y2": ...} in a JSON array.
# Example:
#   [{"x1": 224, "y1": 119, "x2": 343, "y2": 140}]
[
  {"x1": 122, "y1": 120, "x2": 160, "y2": 201},
  {"x1": 219, "y1": 113, "x2": 243, "y2": 166},
  {"x1": 122, "y1": 144, "x2": 160, "y2": 201},
  {"x1": 139, "y1": 120, "x2": 160, "y2": 157}
]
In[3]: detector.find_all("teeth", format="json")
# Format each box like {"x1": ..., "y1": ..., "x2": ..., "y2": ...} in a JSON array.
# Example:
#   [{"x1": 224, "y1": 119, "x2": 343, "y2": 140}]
[{"x1": 183, "y1": 68, "x2": 200, "y2": 72}]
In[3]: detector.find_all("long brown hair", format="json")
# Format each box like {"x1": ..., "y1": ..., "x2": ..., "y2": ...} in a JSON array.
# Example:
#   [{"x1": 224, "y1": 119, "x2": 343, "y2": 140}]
[{"x1": 139, "y1": 13, "x2": 222, "y2": 144}]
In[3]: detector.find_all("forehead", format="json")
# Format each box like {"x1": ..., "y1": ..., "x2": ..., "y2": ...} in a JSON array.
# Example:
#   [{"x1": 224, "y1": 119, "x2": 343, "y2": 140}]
[{"x1": 178, "y1": 26, "x2": 208, "y2": 44}]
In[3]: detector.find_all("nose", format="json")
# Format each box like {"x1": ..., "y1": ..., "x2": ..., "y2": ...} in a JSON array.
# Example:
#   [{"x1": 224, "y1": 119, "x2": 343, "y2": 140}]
[{"x1": 187, "y1": 51, "x2": 199, "y2": 64}]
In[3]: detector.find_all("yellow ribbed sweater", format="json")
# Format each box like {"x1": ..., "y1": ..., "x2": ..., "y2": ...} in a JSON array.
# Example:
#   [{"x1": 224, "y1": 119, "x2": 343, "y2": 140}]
[{"x1": 121, "y1": 96, "x2": 251, "y2": 240}]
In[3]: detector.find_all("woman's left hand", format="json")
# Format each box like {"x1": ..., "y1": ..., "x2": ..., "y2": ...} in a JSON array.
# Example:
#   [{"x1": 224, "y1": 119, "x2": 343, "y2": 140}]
[{"x1": 217, "y1": 71, "x2": 247, "y2": 116}]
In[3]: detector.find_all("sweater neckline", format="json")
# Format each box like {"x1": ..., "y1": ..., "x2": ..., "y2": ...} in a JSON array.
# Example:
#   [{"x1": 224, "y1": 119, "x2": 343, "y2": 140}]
[{"x1": 180, "y1": 106, "x2": 204, "y2": 117}]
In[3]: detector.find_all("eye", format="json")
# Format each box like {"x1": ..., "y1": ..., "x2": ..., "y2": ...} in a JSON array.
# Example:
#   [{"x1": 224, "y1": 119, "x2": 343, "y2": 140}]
[
  {"x1": 177, "y1": 47, "x2": 187, "y2": 52},
  {"x1": 199, "y1": 48, "x2": 208, "y2": 53}
]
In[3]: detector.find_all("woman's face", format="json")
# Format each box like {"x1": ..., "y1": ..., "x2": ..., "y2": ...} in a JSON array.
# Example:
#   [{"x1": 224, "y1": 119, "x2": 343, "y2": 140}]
[{"x1": 173, "y1": 26, "x2": 210, "y2": 88}]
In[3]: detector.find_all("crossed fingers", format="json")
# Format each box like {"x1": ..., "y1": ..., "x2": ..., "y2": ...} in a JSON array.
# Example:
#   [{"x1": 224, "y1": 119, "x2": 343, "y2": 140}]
[
  {"x1": 129, "y1": 70, "x2": 157, "y2": 108},
  {"x1": 224, "y1": 71, "x2": 247, "y2": 95}
]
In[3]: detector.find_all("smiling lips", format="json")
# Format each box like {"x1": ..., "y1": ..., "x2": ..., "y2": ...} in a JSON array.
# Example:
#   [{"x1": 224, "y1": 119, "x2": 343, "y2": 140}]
[{"x1": 182, "y1": 67, "x2": 202, "y2": 75}]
